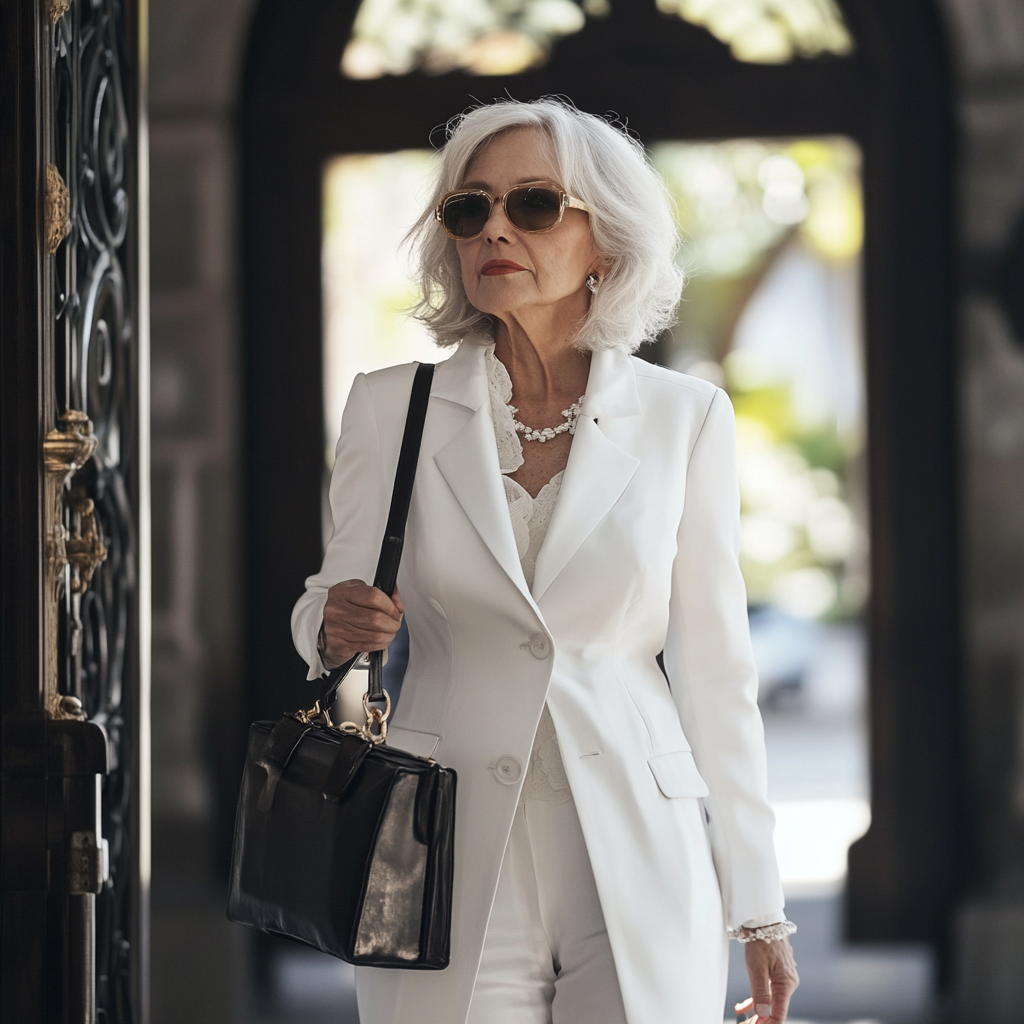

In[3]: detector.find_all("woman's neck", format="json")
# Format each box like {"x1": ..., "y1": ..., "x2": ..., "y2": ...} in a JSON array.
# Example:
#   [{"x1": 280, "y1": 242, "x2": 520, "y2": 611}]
[
  {"x1": 492, "y1": 320, "x2": 590, "y2": 406},
  {"x1": 492, "y1": 320, "x2": 588, "y2": 501}
]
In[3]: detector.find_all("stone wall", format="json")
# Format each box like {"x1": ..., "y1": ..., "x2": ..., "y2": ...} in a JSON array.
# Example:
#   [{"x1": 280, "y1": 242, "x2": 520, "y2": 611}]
[
  {"x1": 945, "y1": 1, "x2": 1024, "y2": 1019},
  {"x1": 148, "y1": 0, "x2": 257, "y2": 1019}
]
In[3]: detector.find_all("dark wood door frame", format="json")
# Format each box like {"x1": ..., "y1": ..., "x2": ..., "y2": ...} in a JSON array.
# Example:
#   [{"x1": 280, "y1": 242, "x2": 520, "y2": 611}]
[
  {"x1": 1, "y1": 0, "x2": 148, "y2": 1019},
  {"x1": 240, "y1": 0, "x2": 960, "y2": 969}
]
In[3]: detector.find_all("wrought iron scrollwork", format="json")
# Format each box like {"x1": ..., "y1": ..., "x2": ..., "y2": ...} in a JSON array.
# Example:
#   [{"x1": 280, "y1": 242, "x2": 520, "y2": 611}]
[{"x1": 47, "y1": 0, "x2": 136, "y2": 1020}]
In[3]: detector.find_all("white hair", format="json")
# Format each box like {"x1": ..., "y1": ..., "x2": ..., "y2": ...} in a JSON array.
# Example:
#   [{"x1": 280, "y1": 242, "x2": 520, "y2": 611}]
[{"x1": 406, "y1": 97, "x2": 683, "y2": 353}]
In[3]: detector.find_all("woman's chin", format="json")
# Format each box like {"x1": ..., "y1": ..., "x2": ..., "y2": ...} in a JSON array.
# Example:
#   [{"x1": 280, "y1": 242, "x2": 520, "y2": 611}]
[{"x1": 468, "y1": 286, "x2": 533, "y2": 316}]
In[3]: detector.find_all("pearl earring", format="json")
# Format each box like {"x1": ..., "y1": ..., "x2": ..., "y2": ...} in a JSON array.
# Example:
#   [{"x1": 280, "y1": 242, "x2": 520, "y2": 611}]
[{"x1": 586, "y1": 273, "x2": 600, "y2": 294}]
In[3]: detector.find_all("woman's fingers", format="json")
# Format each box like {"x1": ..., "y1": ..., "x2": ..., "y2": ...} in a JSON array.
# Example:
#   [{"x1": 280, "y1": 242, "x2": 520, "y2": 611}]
[
  {"x1": 742, "y1": 938, "x2": 799, "y2": 1023},
  {"x1": 766, "y1": 942, "x2": 799, "y2": 1022},
  {"x1": 330, "y1": 624, "x2": 397, "y2": 647},
  {"x1": 322, "y1": 579, "x2": 404, "y2": 658},
  {"x1": 329, "y1": 580, "x2": 403, "y2": 619},
  {"x1": 744, "y1": 944, "x2": 773, "y2": 1022},
  {"x1": 733, "y1": 996, "x2": 755, "y2": 1021},
  {"x1": 326, "y1": 601, "x2": 399, "y2": 632}
]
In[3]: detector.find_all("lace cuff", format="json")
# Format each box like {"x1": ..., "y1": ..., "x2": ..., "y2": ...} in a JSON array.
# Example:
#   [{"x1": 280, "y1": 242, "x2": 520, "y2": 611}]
[
  {"x1": 741, "y1": 911, "x2": 786, "y2": 929},
  {"x1": 727, "y1": 920, "x2": 797, "y2": 944}
]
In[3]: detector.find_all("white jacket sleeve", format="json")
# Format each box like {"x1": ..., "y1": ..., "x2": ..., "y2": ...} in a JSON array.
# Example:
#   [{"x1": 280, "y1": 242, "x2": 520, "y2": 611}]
[
  {"x1": 663, "y1": 387, "x2": 786, "y2": 929},
  {"x1": 291, "y1": 373, "x2": 389, "y2": 680}
]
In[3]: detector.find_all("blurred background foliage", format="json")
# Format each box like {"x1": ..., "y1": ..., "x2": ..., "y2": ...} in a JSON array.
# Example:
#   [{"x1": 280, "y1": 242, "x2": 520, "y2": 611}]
[
  {"x1": 651, "y1": 137, "x2": 866, "y2": 621},
  {"x1": 340, "y1": 0, "x2": 853, "y2": 78}
]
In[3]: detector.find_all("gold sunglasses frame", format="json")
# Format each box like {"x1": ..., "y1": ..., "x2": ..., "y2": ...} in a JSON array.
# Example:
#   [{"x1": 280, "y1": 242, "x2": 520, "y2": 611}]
[{"x1": 434, "y1": 182, "x2": 591, "y2": 240}]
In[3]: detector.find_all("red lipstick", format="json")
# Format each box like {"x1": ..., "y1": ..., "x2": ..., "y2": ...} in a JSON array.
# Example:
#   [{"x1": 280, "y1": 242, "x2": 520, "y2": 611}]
[{"x1": 481, "y1": 259, "x2": 526, "y2": 276}]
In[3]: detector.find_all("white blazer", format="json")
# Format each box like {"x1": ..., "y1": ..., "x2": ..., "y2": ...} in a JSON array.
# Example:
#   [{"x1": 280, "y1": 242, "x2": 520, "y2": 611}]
[{"x1": 292, "y1": 340, "x2": 784, "y2": 1024}]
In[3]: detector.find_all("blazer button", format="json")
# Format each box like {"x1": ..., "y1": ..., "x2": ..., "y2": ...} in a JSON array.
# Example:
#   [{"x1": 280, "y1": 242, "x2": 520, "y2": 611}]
[
  {"x1": 523, "y1": 633, "x2": 551, "y2": 659},
  {"x1": 492, "y1": 755, "x2": 523, "y2": 785}
]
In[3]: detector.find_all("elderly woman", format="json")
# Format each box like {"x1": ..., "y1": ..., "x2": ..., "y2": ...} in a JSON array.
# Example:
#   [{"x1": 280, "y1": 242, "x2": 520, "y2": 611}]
[{"x1": 292, "y1": 98, "x2": 798, "y2": 1024}]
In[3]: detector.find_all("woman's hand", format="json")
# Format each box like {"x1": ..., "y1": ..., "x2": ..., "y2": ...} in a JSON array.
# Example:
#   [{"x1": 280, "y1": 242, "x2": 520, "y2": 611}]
[
  {"x1": 322, "y1": 579, "x2": 404, "y2": 665},
  {"x1": 735, "y1": 937, "x2": 799, "y2": 1023}
]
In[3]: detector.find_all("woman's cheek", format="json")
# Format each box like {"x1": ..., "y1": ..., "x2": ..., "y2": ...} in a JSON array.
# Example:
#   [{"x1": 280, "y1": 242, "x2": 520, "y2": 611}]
[
  {"x1": 456, "y1": 244, "x2": 474, "y2": 291},
  {"x1": 460, "y1": 265, "x2": 478, "y2": 307}
]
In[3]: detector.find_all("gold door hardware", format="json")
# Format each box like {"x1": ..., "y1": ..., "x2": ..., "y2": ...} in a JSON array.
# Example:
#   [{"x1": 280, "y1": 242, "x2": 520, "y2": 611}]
[
  {"x1": 43, "y1": 410, "x2": 102, "y2": 721},
  {"x1": 51, "y1": 693, "x2": 87, "y2": 720},
  {"x1": 45, "y1": 0, "x2": 71, "y2": 24},
  {"x1": 44, "y1": 163, "x2": 70, "y2": 253},
  {"x1": 43, "y1": 410, "x2": 98, "y2": 602},
  {"x1": 67, "y1": 490, "x2": 108, "y2": 594},
  {"x1": 43, "y1": 410, "x2": 97, "y2": 474}
]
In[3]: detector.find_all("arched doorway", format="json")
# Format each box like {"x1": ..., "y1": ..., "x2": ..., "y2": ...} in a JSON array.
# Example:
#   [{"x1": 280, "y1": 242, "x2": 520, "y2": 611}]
[{"x1": 240, "y1": 0, "x2": 959, "y2": 998}]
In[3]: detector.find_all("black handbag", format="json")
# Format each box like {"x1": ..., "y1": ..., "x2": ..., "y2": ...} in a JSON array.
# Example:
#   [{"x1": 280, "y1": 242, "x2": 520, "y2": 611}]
[{"x1": 227, "y1": 362, "x2": 456, "y2": 970}]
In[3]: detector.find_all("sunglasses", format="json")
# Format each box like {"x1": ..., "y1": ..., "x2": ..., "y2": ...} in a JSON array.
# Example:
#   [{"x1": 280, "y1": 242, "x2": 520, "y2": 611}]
[{"x1": 435, "y1": 182, "x2": 591, "y2": 240}]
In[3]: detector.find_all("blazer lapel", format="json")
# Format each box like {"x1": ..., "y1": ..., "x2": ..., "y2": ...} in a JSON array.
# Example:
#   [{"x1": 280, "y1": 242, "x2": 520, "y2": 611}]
[
  {"x1": 531, "y1": 349, "x2": 641, "y2": 603},
  {"x1": 431, "y1": 342, "x2": 535, "y2": 607}
]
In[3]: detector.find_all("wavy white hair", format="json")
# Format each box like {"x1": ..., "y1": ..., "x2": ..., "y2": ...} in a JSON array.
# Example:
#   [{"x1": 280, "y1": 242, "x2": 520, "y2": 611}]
[{"x1": 406, "y1": 97, "x2": 683, "y2": 353}]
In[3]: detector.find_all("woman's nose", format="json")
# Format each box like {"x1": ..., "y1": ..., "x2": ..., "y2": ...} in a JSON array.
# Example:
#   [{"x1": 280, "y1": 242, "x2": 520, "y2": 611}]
[{"x1": 483, "y1": 197, "x2": 515, "y2": 242}]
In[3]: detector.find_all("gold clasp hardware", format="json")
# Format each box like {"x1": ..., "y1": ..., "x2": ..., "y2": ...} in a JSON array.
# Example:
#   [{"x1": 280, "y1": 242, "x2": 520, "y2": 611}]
[
  {"x1": 360, "y1": 691, "x2": 391, "y2": 745},
  {"x1": 336, "y1": 690, "x2": 392, "y2": 745},
  {"x1": 294, "y1": 699, "x2": 327, "y2": 726},
  {"x1": 295, "y1": 689, "x2": 392, "y2": 744}
]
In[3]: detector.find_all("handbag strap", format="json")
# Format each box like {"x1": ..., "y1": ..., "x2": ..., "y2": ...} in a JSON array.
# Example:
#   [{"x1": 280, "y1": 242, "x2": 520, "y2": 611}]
[{"x1": 319, "y1": 361, "x2": 434, "y2": 712}]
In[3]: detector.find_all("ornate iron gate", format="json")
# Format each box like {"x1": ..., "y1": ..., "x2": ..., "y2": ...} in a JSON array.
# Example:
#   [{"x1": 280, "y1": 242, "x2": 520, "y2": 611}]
[{"x1": 1, "y1": 0, "x2": 147, "y2": 1021}]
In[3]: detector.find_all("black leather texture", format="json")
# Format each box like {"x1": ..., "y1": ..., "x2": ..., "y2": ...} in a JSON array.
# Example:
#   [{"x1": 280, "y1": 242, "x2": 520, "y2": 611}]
[{"x1": 228, "y1": 718, "x2": 456, "y2": 969}]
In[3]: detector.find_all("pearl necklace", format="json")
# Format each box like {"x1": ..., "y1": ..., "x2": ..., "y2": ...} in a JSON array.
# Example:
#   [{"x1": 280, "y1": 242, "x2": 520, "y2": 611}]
[{"x1": 508, "y1": 397, "x2": 586, "y2": 443}]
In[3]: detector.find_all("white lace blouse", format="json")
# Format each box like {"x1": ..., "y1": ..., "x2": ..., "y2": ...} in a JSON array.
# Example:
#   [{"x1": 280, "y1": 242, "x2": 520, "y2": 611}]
[{"x1": 486, "y1": 347, "x2": 572, "y2": 806}]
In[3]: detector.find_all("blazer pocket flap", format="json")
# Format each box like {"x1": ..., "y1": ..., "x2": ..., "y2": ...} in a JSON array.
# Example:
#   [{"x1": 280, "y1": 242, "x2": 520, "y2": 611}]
[
  {"x1": 648, "y1": 750, "x2": 709, "y2": 798},
  {"x1": 386, "y1": 726, "x2": 440, "y2": 759}
]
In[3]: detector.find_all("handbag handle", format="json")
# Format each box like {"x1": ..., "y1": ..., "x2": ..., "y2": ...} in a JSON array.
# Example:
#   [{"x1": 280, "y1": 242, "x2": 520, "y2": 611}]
[{"x1": 316, "y1": 361, "x2": 435, "y2": 719}]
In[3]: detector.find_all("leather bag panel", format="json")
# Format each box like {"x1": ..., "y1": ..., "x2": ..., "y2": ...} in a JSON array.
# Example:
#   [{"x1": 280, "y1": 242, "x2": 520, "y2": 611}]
[{"x1": 228, "y1": 720, "x2": 456, "y2": 969}]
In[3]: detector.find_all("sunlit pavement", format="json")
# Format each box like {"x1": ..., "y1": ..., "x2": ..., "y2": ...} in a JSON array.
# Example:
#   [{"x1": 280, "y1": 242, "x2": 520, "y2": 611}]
[{"x1": 743, "y1": 620, "x2": 935, "y2": 1023}]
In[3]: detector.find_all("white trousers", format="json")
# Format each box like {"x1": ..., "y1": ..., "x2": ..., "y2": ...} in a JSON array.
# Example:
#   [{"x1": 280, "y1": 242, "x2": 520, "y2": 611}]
[{"x1": 466, "y1": 794, "x2": 629, "y2": 1024}]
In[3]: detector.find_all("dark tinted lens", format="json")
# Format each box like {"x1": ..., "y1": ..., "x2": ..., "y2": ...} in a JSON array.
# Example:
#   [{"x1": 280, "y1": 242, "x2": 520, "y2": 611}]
[
  {"x1": 442, "y1": 193, "x2": 491, "y2": 238},
  {"x1": 505, "y1": 187, "x2": 562, "y2": 231}
]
